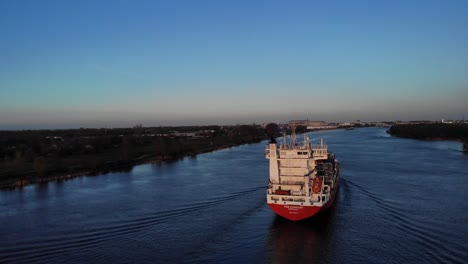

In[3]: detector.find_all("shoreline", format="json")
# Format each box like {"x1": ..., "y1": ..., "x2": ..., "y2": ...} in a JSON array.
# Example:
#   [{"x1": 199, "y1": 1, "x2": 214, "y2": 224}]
[
  {"x1": 386, "y1": 123, "x2": 468, "y2": 153},
  {"x1": 0, "y1": 140, "x2": 262, "y2": 190},
  {"x1": 0, "y1": 126, "x2": 376, "y2": 190}
]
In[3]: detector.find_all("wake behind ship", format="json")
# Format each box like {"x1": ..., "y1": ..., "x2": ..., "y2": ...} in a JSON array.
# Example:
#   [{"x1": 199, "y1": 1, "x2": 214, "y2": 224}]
[{"x1": 265, "y1": 131, "x2": 340, "y2": 221}]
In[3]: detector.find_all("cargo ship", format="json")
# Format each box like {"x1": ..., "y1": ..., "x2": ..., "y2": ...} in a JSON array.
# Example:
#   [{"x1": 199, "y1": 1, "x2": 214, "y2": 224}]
[{"x1": 265, "y1": 130, "x2": 340, "y2": 221}]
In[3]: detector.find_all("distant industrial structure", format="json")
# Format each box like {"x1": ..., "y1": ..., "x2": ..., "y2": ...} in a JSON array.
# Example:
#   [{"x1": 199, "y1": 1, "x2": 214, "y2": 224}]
[
  {"x1": 273, "y1": 118, "x2": 467, "y2": 131},
  {"x1": 287, "y1": 120, "x2": 327, "y2": 128},
  {"x1": 285, "y1": 119, "x2": 396, "y2": 129}
]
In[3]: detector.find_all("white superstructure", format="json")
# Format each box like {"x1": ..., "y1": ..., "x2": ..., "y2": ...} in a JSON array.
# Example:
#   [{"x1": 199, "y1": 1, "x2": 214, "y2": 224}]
[{"x1": 265, "y1": 130, "x2": 340, "y2": 220}]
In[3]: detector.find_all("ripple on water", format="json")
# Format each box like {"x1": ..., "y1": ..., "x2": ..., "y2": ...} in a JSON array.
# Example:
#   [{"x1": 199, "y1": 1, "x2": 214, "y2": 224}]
[{"x1": 1, "y1": 128, "x2": 467, "y2": 263}]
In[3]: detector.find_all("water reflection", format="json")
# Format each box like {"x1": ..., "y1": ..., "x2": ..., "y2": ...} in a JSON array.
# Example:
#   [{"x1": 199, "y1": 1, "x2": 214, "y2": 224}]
[
  {"x1": 35, "y1": 182, "x2": 50, "y2": 198},
  {"x1": 2, "y1": 128, "x2": 467, "y2": 263},
  {"x1": 266, "y1": 204, "x2": 338, "y2": 263}
]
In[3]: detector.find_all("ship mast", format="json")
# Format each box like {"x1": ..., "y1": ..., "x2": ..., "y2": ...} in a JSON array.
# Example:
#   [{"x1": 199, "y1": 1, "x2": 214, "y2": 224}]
[
  {"x1": 291, "y1": 126, "x2": 297, "y2": 148},
  {"x1": 282, "y1": 132, "x2": 287, "y2": 149}
]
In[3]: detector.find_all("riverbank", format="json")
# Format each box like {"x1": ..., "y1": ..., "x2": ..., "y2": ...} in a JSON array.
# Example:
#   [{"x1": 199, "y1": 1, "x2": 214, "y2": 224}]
[
  {"x1": 387, "y1": 123, "x2": 468, "y2": 152},
  {"x1": 0, "y1": 125, "x2": 377, "y2": 190},
  {"x1": 3, "y1": 125, "x2": 467, "y2": 263},
  {"x1": 0, "y1": 141, "x2": 261, "y2": 190},
  {"x1": 0, "y1": 125, "x2": 268, "y2": 190}
]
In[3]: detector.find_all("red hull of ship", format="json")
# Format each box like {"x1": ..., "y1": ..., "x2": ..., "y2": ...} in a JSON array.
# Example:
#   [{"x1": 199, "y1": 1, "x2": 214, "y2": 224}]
[
  {"x1": 268, "y1": 184, "x2": 338, "y2": 221},
  {"x1": 268, "y1": 203, "x2": 324, "y2": 221}
]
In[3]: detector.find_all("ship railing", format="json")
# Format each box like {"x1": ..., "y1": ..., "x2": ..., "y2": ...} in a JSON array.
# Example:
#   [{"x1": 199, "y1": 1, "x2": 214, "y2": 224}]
[
  {"x1": 291, "y1": 190, "x2": 305, "y2": 196},
  {"x1": 312, "y1": 150, "x2": 328, "y2": 157},
  {"x1": 265, "y1": 149, "x2": 270, "y2": 158},
  {"x1": 296, "y1": 146, "x2": 310, "y2": 150},
  {"x1": 280, "y1": 181, "x2": 304, "y2": 186},
  {"x1": 279, "y1": 164, "x2": 310, "y2": 168},
  {"x1": 310, "y1": 144, "x2": 327, "y2": 149},
  {"x1": 267, "y1": 189, "x2": 305, "y2": 196},
  {"x1": 281, "y1": 197, "x2": 305, "y2": 202}
]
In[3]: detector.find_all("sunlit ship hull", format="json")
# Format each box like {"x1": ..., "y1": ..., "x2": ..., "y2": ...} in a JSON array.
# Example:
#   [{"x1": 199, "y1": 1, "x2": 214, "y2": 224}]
[
  {"x1": 265, "y1": 133, "x2": 340, "y2": 221},
  {"x1": 269, "y1": 204, "x2": 325, "y2": 221},
  {"x1": 268, "y1": 182, "x2": 338, "y2": 221}
]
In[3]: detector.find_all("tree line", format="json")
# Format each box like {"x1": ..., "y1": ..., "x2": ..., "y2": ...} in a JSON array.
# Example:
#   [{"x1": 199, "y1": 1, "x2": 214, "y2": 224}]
[
  {"x1": 0, "y1": 125, "x2": 268, "y2": 186},
  {"x1": 387, "y1": 123, "x2": 468, "y2": 152}
]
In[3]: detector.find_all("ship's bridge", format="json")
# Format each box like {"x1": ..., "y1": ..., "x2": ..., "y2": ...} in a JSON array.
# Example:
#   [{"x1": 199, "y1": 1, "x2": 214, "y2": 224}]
[{"x1": 265, "y1": 139, "x2": 328, "y2": 160}]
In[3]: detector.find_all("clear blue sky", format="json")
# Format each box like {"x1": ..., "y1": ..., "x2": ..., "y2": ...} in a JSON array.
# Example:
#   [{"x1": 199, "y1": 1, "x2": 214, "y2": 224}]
[{"x1": 1, "y1": 0, "x2": 467, "y2": 129}]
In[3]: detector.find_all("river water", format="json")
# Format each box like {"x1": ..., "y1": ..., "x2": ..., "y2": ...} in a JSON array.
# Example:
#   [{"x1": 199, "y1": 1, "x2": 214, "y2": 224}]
[{"x1": 1, "y1": 128, "x2": 467, "y2": 263}]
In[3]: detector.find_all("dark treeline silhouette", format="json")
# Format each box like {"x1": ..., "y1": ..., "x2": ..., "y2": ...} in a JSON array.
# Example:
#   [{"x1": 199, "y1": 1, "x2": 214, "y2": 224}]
[
  {"x1": 0, "y1": 125, "x2": 268, "y2": 188},
  {"x1": 388, "y1": 123, "x2": 468, "y2": 152}
]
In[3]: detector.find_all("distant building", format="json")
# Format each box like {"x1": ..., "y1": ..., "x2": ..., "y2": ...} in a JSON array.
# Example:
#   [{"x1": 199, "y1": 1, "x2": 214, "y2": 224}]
[
  {"x1": 169, "y1": 131, "x2": 197, "y2": 137},
  {"x1": 288, "y1": 120, "x2": 326, "y2": 128},
  {"x1": 441, "y1": 119, "x2": 453, "y2": 124}
]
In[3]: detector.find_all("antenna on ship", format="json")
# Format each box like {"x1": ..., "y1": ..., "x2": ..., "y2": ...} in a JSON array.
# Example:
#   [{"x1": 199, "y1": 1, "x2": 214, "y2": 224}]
[
  {"x1": 283, "y1": 132, "x2": 287, "y2": 149},
  {"x1": 292, "y1": 126, "x2": 297, "y2": 148}
]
